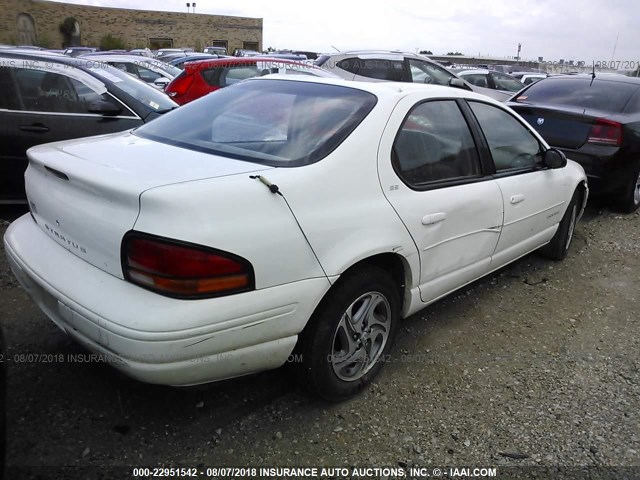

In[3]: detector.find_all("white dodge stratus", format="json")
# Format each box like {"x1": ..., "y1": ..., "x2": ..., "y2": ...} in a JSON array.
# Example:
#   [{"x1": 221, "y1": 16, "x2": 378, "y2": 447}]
[{"x1": 4, "y1": 76, "x2": 587, "y2": 400}]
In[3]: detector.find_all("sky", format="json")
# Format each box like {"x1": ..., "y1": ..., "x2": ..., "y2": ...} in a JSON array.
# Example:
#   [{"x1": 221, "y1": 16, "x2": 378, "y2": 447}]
[{"x1": 49, "y1": 0, "x2": 639, "y2": 62}]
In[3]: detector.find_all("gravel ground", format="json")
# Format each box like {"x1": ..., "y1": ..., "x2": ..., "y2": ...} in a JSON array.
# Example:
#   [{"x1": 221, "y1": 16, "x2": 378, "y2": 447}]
[{"x1": 0, "y1": 202, "x2": 639, "y2": 480}]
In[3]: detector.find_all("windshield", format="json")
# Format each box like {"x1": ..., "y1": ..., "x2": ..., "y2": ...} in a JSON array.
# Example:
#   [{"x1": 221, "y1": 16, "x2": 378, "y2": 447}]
[
  {"x1": 514, "y1": 77, "x2": 639, "y2": 113},
  {"x1": 84, "y1": 62, "x2": 177, "y2": 112},
  {"x1": 134, "y1": 79, "x2": 378, "y2": 166},
  {"x1": 143, "y1": 60, "x2": 182, "y2": 77}
]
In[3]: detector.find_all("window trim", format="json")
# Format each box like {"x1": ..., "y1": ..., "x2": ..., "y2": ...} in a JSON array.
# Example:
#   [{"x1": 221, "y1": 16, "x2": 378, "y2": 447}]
[
  {"x1": 464, "y1": 99, "x2": 549, "y2": 178},
  {"x1": 390, "y1": 98, "x2": 489, "y2": 192}
]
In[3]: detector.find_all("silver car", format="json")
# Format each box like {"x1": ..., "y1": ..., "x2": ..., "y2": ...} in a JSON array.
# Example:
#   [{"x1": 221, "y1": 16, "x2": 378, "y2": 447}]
[
  {"x1": 316, "y1": 51, "x2": 509, "y2": 101},
  {"x1": 455, "y1": 69, "x2": 525, "y2": 96},
  {"x1": 82, "y1": 54, "x2": 181, "y2": 89}
]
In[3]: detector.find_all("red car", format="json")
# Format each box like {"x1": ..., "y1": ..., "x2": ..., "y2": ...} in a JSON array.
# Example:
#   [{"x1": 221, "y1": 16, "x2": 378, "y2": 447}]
[{"x1": 165, "y1": 57, "x2": 335, "y2": 105}]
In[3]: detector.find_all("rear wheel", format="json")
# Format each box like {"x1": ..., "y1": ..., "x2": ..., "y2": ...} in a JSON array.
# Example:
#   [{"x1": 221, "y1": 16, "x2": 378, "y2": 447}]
[
  {"x1": 614, "y1": 161, "x2": 640, "y2": 213},
  {"x1": 540, "y1": 189, "x2": 580, "y2": 261},
  {"x1": 297, "y1": 266, "x2": 400, "y2": 401}
]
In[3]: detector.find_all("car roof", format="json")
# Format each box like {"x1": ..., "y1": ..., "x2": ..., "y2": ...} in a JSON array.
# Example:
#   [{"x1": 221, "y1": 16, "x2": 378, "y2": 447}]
[
  {"x1": 249, "y1": 73, "x2": 507, "y2": 104},
  {"x1": 82, "y1": 53, "x2": 166, "y2": 63},
  {"x1": 1, "y1": 48, "x2": 66, "y2": 57},
  {"x1": 511, "y1": 72, "x2": 546, "y2": 76},
  {"x1": 544, "y1": 73, "x2": 640, "y2": 85},
  {"x1": 183, "y1": 56, "x2": 315, "y2": 69},
  {"x1": 455, "y1": 69, "x2": 491, "y2": 75},
  {"x1": 0, "y1": 50, "x2": 92, "y2": 66}
]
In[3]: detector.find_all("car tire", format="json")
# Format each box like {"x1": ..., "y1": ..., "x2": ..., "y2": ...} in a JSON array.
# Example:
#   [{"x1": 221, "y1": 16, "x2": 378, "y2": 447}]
[
  {"x1": 539, "y1": 189, "x2": 581, "y2": 261},
  {"x1": 614, "y1": 161, "x2": 640, "y2": 213},
  {"x1": 297, "y1": 266, "x2": 400, "y2": 401}
]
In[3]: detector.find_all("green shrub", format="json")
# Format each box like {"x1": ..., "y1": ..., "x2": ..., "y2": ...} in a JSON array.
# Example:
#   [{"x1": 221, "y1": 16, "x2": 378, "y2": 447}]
[{"x1": 100, "y1": 33, "x2": 126, "y2": 50}]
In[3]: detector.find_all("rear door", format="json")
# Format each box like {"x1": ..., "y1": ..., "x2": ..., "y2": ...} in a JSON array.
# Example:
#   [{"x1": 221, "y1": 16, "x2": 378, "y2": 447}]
[
  {"x1": 467, "y1": 101, "x2": 567, "y2": 266},
  {"x1": 378, "y1": 96, "x2": 503, "y2": 303},
  {"x1": 1, "y1": 63, "x2": 141, "y2": 199}
]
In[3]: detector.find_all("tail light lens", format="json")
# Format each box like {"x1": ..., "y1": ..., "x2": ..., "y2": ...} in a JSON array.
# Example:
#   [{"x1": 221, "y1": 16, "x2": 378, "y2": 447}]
[
  {"x1": 587, "y1": 119, "x2": 623, "y2": 146},
  {"x1": 165, "y1": 72, "x2": 195, "y2": 101},
  {"x1": 122, "y1": 232, "x2": 254, "y2": 299}
]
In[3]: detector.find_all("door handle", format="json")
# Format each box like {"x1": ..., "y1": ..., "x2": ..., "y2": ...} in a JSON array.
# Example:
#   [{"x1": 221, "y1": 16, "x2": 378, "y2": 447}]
[
  {"x1": 510, "y1": 194, "x2": 525, "y2": 204},
  {"x1": 422, "y1": 212, "x2": 447, "y2": 225},
  {"x1": 20, "y1": 124, "x2": 50, "y2": 133}
]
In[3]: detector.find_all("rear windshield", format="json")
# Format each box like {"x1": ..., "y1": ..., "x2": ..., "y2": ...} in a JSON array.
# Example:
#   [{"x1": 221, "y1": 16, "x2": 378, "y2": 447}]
[
  {"x1": 134, "y1": 79, "x2": 378, "y2": 166},
  {"x1": 514, "y1": 77, "x2": 639, "y2": 113}
]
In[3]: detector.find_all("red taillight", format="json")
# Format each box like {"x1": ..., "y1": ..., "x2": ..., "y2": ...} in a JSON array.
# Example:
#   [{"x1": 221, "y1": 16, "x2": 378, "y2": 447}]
[
  {"x1": 122, "y1": 233, "x2": 254, "y2": 299},
  {"x1": 587, "y1": 119, "x2": 623, "y2": 146},
  {"x1": 166, "y1": 72, "x2": 195, "y2": 100}
]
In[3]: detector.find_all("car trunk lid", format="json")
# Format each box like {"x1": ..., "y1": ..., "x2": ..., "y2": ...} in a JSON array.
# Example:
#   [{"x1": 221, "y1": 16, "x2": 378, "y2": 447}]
[
  {"x1": 25, "y1": 131, "x2": 271, "y2": 279},
  {"x1": 509, "y1": 103, "x2": 611, "y2": 149}
]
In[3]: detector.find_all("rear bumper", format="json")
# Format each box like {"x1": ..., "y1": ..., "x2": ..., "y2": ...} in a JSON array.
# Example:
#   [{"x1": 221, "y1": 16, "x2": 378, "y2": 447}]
[
  {"x1": 4, "y1": 214, "x2": 330, "y2": 385},
  {"x1": 559, "y1": 146, "x2": 633, "y2": 195}
]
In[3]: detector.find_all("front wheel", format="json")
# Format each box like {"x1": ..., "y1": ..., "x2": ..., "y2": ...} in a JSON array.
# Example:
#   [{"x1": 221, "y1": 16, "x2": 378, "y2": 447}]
[
  {"x1": 539, "y1": 189, "x2": 581, "y2": 261},
  {"x1": 297, "y1": 266, "x2": 400, "y2": 401}
]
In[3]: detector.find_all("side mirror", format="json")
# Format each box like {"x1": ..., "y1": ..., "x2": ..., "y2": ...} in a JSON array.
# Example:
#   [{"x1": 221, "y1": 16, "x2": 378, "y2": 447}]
[
  {"x1": 88, "y1": 100, "x2": 122, "y2": 116},
  {"x1": 153, "y1": 77, "x2": 170, "y2": 88},
  {"x1": 544, "y1": 148, "x2": 567, "y2": 169},
  {"x1": 449, "y1": 77, "x2": 473, "y2": 91}
]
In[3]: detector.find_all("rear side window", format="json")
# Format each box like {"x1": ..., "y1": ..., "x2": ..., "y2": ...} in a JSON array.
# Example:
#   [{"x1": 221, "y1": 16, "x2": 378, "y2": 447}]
[
  {"x1": 221, "y1": 66, "x2": 260, "y2": 87},
  {"x1": 338, "y1": 58, "x2": 405, "y2": 81},
  {"x1": 515, "y1": 78, "x2": 639, "y2": 113},
  {"x1": 623, "y1": 89, "x2": 640, "y2": 113},
  {"x1": 358, "y1": 59, "x2": 405, "y2": 81},
  {"x1": 337, "y1": 58, "x2": 358, "y2": 74},
  {"x1": 135, "y1": 79, "x2": 378, "y2": 166},
  {"x1": 393, "y1": 100, "x2": 481, "y2": 186}
]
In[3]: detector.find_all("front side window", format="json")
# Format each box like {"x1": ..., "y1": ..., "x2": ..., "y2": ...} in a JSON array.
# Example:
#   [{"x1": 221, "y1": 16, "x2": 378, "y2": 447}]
[
  {"x1": 408, "y1": 60, "x2": 454, "y2": 86},
  {"x1": 469, "y1": 101, "x2": 542, "y2": 172},
  {"x1": 393, "y1": 100, "x2": 481, "y2": 186},
  {"x1": 134, "y1": 79, "x2": 377, "y2": 166},
  {"x1": 13, "y1": 68, "x2": 116, "y2": 114},
  {"x1": 0, "y1": 68, "x2": 20, "y2": 110},
  {"x1": 460, "y1": 73, "x2": 489, "y2": 88}
]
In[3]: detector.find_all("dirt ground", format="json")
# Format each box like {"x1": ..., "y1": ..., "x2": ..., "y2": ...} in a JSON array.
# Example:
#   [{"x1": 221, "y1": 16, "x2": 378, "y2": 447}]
[{"x1": 1, "y1": 201, "x2": 639, "y2": 480}]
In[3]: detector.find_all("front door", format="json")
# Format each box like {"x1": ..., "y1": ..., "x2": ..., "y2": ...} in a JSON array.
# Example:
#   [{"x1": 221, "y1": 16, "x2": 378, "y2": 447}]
[{"x1": 467, "y1": 101, "x2": 566, "y2": 265}]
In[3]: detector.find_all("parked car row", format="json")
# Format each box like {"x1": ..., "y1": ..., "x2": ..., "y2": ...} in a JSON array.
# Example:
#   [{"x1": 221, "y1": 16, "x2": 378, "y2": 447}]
[
  {"x1": 2, "y1": 38, "x2": 638, "y2": 401},
  {"x1": 4, "y1": 73, "x2": 587, "y2": 400}
]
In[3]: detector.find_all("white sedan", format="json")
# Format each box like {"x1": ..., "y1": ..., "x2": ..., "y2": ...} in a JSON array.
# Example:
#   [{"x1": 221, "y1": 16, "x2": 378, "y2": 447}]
[{"x1": 4, "y1": 76, "x2": 587, "y2": 400}]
